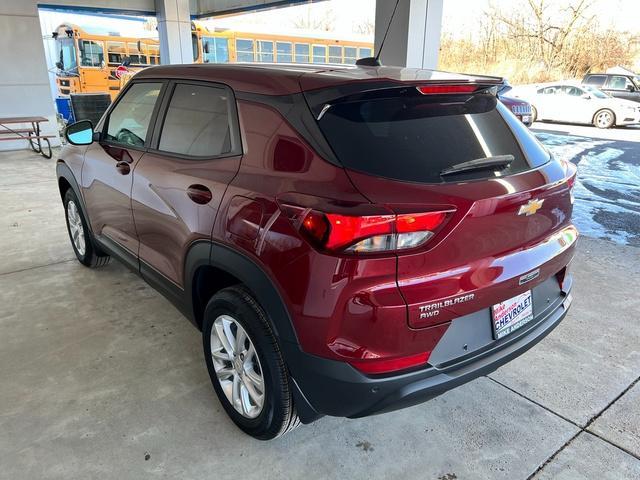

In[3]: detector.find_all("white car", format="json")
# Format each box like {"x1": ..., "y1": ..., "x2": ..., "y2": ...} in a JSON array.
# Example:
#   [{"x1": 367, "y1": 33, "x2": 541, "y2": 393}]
[{"x1": 517, "y1": 83, "x2": 640, "y2": 128}]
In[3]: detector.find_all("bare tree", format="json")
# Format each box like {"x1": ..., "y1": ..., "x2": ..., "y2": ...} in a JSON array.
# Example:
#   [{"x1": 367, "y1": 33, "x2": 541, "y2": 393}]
[
  {"x1": 354, "y1": 19, "x2": 375, "y2": 36},
  {"x1": 291, "y1": 8, "x2": 336, "y2": 32}
]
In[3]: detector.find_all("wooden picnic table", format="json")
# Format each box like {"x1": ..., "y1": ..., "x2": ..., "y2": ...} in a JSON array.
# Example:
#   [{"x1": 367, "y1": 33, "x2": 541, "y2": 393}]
[{"x1": 0, "y1": 116, "x2": 54, "y2": 158}]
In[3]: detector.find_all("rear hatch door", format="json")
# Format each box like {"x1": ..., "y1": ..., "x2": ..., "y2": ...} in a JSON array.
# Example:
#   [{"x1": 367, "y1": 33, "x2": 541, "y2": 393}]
[{"x1": 308, "y1": 81, "x2": 576, "y2": 329}]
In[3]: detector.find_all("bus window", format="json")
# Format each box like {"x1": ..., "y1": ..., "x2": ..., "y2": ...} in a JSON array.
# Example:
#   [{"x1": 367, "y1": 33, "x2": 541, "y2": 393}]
[
  {"x1": 313, "y1": 45, "x2": 327, "y2": 63},
  {"x1": 192, "y1": 33, "x2": 199, "y2": 61},
  {"x1": 128, "y1": 42, "x2": 147, "y2": 65},
  {"x1": 359, "y1": 47, "x2": 372, "y2": 58},
  {"x1": 294, "y1": 43, "x2": 309, "y2": 63},
  {"x1": 58, "y1": 37, "x2": 77, "y2": 70},
  {"x1": 79, "y1": 40, "x2": 104, "y2": 67},
  {"x1": 328, "y1": 45, "x2": 342, "y2": 64},
  {"x1": 147, "y1": 44, "x2": 160, "y2": 65},
  {"x1": 257, "y1": 40, "x2": 274, "y2": 62},
  {"x1": 276, "y1": 42, "x2": 292, "y2": 62},
  {"x1": 236, "y1": 39, "x2": 255, "y2": 62},
  {"x1": 202, "y1": 36, "x2": 229, "y2": 63},
  {"x1": 344, "y1": 46, "x2": 357, "y2": 64},
  {"x1": 107, "y1": 41, "x2": 125, "y2": 65}
]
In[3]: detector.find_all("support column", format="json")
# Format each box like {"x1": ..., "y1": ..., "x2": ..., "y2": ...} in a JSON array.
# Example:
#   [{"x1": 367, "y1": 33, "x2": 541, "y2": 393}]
[
  {"x1": 374, "y1": 0, "x2": 443, "y2": 69},
  {"x1": 156, "y1": 0, "x2": 193, "y2": 64},
  {"x1": 0, "y1": 1, "x2": 59, "y2": 150}
]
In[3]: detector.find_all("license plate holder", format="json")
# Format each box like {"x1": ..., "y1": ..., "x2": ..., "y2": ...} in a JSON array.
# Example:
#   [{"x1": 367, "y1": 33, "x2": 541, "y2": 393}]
[{"x1": 491, "y1": 291, "x2": 534, "y2": 340}]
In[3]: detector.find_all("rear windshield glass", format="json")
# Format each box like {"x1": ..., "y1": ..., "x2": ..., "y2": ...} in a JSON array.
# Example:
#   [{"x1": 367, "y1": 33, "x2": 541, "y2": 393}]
[{"x1": 317, "y1": 91, "x2": 549, "y2": 183}]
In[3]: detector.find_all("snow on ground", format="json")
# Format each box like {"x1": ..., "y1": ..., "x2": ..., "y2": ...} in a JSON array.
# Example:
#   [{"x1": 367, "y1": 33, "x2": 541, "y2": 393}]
[{"x1": 533, "y1": 124, "x2": 640, "y2": 247}]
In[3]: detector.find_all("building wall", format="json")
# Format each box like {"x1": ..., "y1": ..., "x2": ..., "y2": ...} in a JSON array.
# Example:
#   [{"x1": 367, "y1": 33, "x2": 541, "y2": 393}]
[{"x1": 0, "y1": 1, "x2": 60, "y2": 150}]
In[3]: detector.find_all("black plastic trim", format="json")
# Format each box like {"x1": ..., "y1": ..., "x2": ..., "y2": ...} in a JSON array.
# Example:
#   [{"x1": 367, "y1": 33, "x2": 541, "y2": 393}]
[
  {"x1": 285, "y1": 280, "x2": 573, "y2": 419},
  {"x1": 235, "y1": 91, "x2": 339, "y2": 166}
]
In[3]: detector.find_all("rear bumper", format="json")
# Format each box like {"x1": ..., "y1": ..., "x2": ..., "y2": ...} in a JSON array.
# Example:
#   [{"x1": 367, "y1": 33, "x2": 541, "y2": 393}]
[{"x1": 285, "y1": 276, "x2": 573, "y2": 423}]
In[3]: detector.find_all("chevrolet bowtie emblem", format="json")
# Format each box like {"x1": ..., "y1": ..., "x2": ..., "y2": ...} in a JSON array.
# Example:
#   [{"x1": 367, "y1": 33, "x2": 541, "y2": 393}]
[{"x1": 518, "y1": 198, "x2": 544, "y2": 216}]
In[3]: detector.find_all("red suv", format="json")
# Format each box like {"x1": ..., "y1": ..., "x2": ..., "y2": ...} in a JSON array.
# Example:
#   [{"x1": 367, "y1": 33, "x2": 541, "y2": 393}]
[{"x1": 58, "y1": 64, "x2": 577, "y2": 440}]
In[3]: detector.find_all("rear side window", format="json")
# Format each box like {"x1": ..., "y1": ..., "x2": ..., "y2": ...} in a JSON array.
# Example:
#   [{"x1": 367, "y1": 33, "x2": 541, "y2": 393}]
[
  {"x1": 317, "y1": 91, "x2": 549, "y2": 183},
  {"x1": 584, "y1": 75, "x2": 606, "y2": 87},
  {"x1": 158, "y1": 83, "x2": 233, "y2": 157}
]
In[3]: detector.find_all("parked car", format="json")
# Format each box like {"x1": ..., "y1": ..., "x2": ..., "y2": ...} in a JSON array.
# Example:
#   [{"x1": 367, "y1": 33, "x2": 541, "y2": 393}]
[
  {"x1": 583, "y1": 73, "x2": 640, "y2": 103},
  {"x1": 524, "y1": 83, "x2": 640, "y2": 128},
  {"x1": 58, "y1": 63, "x2": 577, "y2": 440},
  {"x1": 498, "y1": 83, "x2": 533, "y2": 126}
]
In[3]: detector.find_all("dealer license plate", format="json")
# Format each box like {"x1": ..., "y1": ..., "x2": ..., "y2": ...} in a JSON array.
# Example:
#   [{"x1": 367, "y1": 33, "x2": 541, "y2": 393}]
[{"x1": 491, "y1": 291, "x2": 534, "y2": 339}]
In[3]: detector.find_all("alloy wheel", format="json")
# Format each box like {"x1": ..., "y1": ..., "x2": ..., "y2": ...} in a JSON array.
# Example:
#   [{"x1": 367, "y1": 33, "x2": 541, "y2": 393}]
[
  {"x1": 210, "y1": 314, "x2": 265, "y2": 419},
  {"x1": 67, "y1": 200, "x2": 86, "y2": 256},
  {"x1": 595, "y1": 111, "x2": 613, "y2": 128}
]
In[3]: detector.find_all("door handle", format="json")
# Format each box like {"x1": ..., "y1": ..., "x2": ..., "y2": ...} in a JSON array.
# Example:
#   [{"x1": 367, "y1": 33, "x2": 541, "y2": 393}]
[
  {"x1": 116, "y1": 161, "x2": 131, "y2": 175},
  {"x1": 187, "y1": 184, "x2": 212, "y2": 205}
]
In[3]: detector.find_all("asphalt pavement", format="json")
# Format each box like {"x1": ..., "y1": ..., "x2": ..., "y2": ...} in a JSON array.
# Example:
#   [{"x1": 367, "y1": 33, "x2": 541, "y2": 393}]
[{"x1": 534, "y1": 123, "x2": 640, "y2": 246}]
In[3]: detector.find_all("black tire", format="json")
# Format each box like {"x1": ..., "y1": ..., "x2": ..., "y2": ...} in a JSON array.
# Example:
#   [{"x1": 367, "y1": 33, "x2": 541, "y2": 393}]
[
  {"x1": 530, "y1": 105, "x2": 538, "y2": 123},
  {"x1": 593, "y1": 109, "x2": 615, "y2": 129},
  {"x1": 63, "y1": 189, "x2": 110, "y2": 268},
  {"x1": 202, "y1": 286, "x2": 300, "y2": 440}
]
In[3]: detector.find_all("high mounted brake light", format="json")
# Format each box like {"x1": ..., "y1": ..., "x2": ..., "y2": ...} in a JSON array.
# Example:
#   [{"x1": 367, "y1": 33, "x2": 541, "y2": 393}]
[
  {"x1": 288, "y1": 207, "x2": 452, "y2": 254},
  {"x1": 416, "y1": 84, "x2": 481, "y2": 95}
]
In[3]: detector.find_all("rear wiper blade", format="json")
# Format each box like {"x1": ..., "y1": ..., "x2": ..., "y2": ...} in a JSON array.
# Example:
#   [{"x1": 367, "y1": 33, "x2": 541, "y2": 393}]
[{"x1": 440, "y1": 154, "x2": 515, "y2": 176}]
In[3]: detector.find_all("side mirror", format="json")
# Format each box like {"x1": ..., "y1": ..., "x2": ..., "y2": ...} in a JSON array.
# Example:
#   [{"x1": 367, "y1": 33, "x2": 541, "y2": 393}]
[
  {"x1": 55, "y1": 61, "x2": 63, "y2": 70},
  {"x1": 65, "y1": 120, "x2": 94, "y2": 146},
  {"x1": 626, "y1": 84, "x2": 635, "y2": 92},
  {"x1": 581, "y1": 93, "x2": 592, "y2": 99},
  {"x1": 203, "y1": 42, "x2": 210, "y2": 54}
]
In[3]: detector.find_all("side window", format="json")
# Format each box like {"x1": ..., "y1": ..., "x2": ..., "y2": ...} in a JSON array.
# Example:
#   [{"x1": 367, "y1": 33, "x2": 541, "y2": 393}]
[
  {"x1": 105, "y1": 82, "x2": 162, "y2": 147},
  {"x1": 80, "y1": 40, "x2": 103, "y2": 67},
  {"x1": 203, "y1": 37, "x2": 229, "y2": 63},
  {"x1": 609, "y1": 76, "x2": 632, "y2": 90},
  {"x1": 158, "y1": 83, "x2": 234, "y2": 157},
  {"x1": 236, "y1": 39, "x2": 255, "y2": 62},
  {"x1": 294, "y1": 43, "x2": 309, "y2": 63},
  {"x1": 276, "y1": 42, "x2": 292, "y2": 62},
  {"x1": 585, "y1": 75, "x2": 606, "y2": 87},
  {"x1": 312, "y1": 45, "x2": 327, "y2": 63},
  {"x1": 359, "y1": 47, "x2": 373, "y2": 58},
  {"x1": 328, "y1": 45, "x2": 342, "y2": 64},
  {"x1": 191, "y1": 34, "x2": 199, "y2": 62},
  {"x1": 344, "y1": 46, "x2": 358, "y2": 64},
  {"x1": 564, "y1": 86, "x2": 583, "y2": 96},
  {"x1": 257, "y1": 40, "x2": 274, "y2": 63},
  {"x1": 107, "y1": 41, "x2": 125, "y2": 65}
]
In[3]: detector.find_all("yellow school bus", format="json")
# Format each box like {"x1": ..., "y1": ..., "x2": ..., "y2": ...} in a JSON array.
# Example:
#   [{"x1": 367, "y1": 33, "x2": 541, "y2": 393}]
[
  {"x1": 54, "y1": 21, "x2": 373, "y2": 98},
  {"x1": 191, "y1": 21, "x2": 374, "y2": 65},
  {"x1": 53, "y1": 23, "x2": 160, "y2": 99}
]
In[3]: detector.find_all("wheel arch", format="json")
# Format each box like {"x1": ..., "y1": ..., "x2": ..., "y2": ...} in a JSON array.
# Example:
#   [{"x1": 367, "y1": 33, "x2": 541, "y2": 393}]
[
  {"x1": 185, "y1": 240, "x2": 299, "y2": 345},
  {"x1": 56, "y1": 161, "x2": 94, "y2": 235}
]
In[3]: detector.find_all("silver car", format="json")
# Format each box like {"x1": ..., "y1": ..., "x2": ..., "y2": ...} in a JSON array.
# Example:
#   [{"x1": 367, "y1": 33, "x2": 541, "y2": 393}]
[{"x1": 515, "y1": 83, "x2": 640, "y2": 129}]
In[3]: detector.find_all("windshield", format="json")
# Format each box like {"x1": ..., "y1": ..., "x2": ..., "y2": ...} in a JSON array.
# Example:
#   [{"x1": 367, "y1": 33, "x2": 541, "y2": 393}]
[
  {"x1": 583, "y1": 86, "x2": 609, "y2": 99},
  {"x1": 317, "y1": 91, "x2": 548, "y2": 183},
  {"x1": 57, "y1": 37, "x2": 77, "y2": 71}
]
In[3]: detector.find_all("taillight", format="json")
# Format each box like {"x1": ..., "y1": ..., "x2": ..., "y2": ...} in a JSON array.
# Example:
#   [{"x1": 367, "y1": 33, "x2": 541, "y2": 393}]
[
  {"x1": 348, "y1": 352, "x2": 430, "y2": 375},
  {"x1": 292, "y1": 207, "x2": 451, "y2": 254}
]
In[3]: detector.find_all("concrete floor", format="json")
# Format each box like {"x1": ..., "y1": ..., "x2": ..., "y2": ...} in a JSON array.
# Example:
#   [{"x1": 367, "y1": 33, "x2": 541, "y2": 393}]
[{"x1": 1, "y1": 148, "x2": 639, "y2": 480}]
